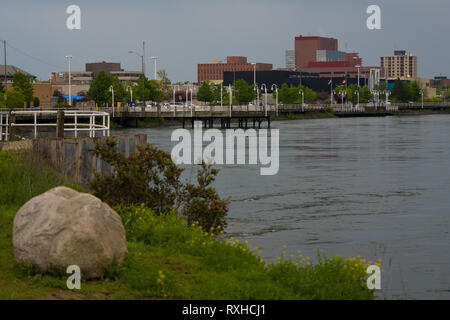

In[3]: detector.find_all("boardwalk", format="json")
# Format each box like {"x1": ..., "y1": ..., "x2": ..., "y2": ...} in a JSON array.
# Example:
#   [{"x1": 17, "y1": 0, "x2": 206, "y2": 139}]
[{"x1": 2, "y1": 102, "x2": 450, "y2": 140}]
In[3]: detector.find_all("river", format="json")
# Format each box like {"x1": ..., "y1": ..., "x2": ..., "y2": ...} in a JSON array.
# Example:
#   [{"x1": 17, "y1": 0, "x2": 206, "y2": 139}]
[{"x1": 113, "y1": 114, "x2": 450, "y2": 299}]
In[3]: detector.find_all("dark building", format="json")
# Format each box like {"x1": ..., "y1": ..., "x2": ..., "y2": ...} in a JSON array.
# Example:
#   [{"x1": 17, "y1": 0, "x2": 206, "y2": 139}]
[
  {"x1": 85, "y1": 62, "x2": 122, "y2": 77},
  {"x1": 197, "y1": 56, "x2": 272, "y2": 84},
  {"x1": 223, "y1": 70, "x2": 364, "y2": 93}
]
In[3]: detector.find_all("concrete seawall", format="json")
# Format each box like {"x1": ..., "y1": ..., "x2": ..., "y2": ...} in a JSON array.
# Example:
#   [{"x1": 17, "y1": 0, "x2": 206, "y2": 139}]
[{"x1": 33, "y1": 135, "x2": 147, "y2": 186}]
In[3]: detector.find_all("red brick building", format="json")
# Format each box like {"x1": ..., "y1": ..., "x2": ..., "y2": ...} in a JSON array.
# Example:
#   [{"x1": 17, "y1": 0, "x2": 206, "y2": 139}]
[
  {"x1": 293, "y1": 35, "x2": 379, "y2": 80},
  {"x1": 295, "y1": 36, "x2": 338, "y2": 68},
  {"x1": 197, "y1": 56, "x2": 272, "y2": 84}
]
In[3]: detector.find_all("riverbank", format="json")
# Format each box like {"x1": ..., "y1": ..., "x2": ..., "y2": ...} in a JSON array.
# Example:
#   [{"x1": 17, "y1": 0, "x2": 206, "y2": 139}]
[{"x1": 0, "y1": 149, "x2": 376, "y2": 300}]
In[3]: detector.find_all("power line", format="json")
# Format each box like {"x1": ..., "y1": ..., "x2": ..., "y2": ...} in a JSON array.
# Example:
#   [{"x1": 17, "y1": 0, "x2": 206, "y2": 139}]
[{"x1": 0, "y1": 38, "x2": 65, "y2": 70}]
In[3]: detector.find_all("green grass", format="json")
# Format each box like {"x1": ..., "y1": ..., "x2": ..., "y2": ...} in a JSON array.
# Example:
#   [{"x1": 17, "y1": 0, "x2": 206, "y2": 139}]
[{"x1": 0, "y1": 150, "x2": 376, "y2": 300}]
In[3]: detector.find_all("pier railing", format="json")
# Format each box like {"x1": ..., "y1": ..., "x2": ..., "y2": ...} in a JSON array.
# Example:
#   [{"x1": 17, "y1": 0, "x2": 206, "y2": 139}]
[{"x1": 0, "y1": 110, "x2": 110, "y2": 141}]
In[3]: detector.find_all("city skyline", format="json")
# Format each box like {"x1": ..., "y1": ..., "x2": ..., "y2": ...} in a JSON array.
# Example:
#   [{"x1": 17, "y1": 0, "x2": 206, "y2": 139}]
[{"x1": 1, "y1": 0, "x2": 449, "y2": 82}]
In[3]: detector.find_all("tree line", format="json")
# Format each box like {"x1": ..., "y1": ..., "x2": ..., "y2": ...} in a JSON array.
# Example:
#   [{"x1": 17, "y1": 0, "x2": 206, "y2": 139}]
[
  {"x1": 87, "y1": 70, "x2": 172, "y2": 107},
  {"x1": 0, "y1": 73, "x2": 38, "y2": 108}
]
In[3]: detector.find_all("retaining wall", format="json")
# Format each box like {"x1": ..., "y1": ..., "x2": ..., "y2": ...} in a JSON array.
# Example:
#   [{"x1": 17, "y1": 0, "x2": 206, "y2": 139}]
[{"x1": 32, "y1": 135, "x2": 147, "y2": 186}]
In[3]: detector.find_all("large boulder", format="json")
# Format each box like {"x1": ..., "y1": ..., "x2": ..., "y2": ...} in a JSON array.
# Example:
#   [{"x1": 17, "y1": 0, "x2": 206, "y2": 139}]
[{"x1": 13, "y1": 186, "x2": 128, "y2": 279}]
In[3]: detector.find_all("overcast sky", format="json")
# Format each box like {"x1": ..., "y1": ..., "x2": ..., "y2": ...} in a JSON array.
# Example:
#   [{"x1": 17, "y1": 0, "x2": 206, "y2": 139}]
[{"x1": 0, "y1": 0, "x2": 449, "y2": 82}]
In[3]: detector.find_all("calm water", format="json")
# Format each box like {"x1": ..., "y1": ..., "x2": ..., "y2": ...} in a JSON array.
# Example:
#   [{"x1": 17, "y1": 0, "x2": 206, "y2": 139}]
[{"x1": 114, "y1": 115, "x2": 450, "y2": 299}]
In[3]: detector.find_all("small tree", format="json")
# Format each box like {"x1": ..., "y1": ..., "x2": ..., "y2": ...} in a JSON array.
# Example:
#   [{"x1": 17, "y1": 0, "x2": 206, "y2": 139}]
[
  {"x1": 233, "y1": 79, "x2": 254, "y2": 105},
  {"x1": 5, "y1": 89, "x2": 25, "y2": 108},
  {"x1": 88, "y1": 71, "x2": 113, "y2": 107},
  {"x1": 12, "y1": 73, "x2": 34, "y2": 107},
  {"x1": 359, "y1": 86, "x2": 373, "y2": 103},
  {"x1": 197, "y1": 81, "x2": 214, "y2": 104}
]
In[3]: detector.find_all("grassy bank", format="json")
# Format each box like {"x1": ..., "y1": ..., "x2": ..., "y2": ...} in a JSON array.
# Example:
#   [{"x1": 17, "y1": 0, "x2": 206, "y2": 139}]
[{"x1": 0, "y1": 150, "x2": 377, "y2": 300}]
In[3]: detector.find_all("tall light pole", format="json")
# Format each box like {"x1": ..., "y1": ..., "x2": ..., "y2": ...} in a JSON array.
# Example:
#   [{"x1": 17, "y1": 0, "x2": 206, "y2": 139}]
[
  {"x1": 126, "y1": 85, "x2": 133, "y2": 104},
  {"x1": 372, "y1": 90, "x2": 379, "y2": 110},
  {"x1": 355, "y1": 90, "x2": 360, "y2": 109},
  {"x1": 173, "y1": 85, "x2": 179, "y2": 105},
  {"x1": 129, "y1": 41, "x2": 146, "y2": 77},
  {"x1": 151, "y1": 56, "x2": 158, "y2": 80},
  {"x1": 220, "y1": 83, "x2": 223, "y2": 107},
  {"x1": 228, "y1": 85, "x2": 232, "y2": 117},
  {"x1": 271, "y1": 84, "x2": 278, "y2": 116},
  {"x1": 356, "y1": 65, "x2": 361, "y2": 88},
  {"x1": 190, "y1": 87, "x2": 193, "y2": 117},
  {"x1": 109, "y1": 85, "x2": 115, "y2": 117},
  {"x1": 420, "y1": 90, "x2": 424, "y2": 109},
  {"x1": 65, "y1": 55, "x2": 72, "y2": 106},
  {"x1": 299, "y1": 89, "x2": 304, "y2": 112},
  {"x1": 185, "y1": 87, "x2": 188, "y2": 115},
  {"x1": 251, "y1": 62, "x2": 256, "y2": 106},
  {"x1": 261, "y1": 84, "x2": 267, "y2": 116}
]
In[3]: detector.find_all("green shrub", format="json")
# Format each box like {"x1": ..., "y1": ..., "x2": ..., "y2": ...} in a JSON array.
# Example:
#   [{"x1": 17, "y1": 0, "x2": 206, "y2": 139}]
[{"x1": 91, "y1": 138, "x2": 229, "y2": 233}]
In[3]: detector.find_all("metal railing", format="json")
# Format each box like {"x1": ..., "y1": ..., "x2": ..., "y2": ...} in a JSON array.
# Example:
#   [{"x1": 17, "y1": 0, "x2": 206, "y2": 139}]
[{"x1": 0, "y1": 110, "x2": 110, "y2": 141}]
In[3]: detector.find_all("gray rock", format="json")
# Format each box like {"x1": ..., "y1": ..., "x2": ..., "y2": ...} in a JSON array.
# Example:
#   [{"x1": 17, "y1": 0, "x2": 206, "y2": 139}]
[{"x1": 13, "y1": 186, "x2": 128, "y2": 279}]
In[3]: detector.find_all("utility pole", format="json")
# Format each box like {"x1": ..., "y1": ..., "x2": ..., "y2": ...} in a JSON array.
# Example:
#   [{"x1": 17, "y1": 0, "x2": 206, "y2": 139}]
[
  {"x1": 2, "y1": 40, "x2": 6, "y2": 86},
  {"x1": 142, "y1": 41, "x2": 146, "y2": 77},
  {"x1": 65, "y1": 56, "x2": 72, "y2": 106}
]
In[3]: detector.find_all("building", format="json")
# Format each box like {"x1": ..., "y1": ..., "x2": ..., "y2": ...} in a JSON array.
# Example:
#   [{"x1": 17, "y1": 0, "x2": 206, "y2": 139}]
[
  {"x1": 0, "y1": 65, "x2": 36, "y2": 83},
  {"x1": 5, "y1": 82, "x2": 53, "y2": 108},
  {"x1": 294, "y1": 36, "x2": 338, "y2": 69},
  {"x1": 292, "y1": 35, "x2": 378, "y2": 82},
  {"x1": 380, "y1": 50, "x2": 418, "y2": 80},
  {"x1": 285, "y1": 50, "x2": 295, "y2": 69},
  {"x1": 222, "y1": 70, "x2": 362, "y2": 93},
  {"x1": 316, "y1": 50, "x2": 346, "y2": 62},
  {"x1": 197, "y1": 56, "x2": 272, "y2": 84},
  {"x1": 52, "y1": 61, "x2": 142, "y2": 85},
  {"x1": 431, "y1": 76, "x2": 450, "y2": 88},
  {"x1": 86, "y1": 62, "x2": 122, "y2": 78}
]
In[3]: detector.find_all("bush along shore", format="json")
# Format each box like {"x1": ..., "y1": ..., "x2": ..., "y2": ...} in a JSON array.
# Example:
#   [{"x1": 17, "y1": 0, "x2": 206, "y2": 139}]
[{"x1": 0, "y1": 141, "x2": 382, "y2": 300}]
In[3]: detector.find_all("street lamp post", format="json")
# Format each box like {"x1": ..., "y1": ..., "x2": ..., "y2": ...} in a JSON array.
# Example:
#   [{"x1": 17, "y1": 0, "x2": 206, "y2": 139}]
[
  {"x1": 271, "y1": 84, "x2": 278, "y2": 116},
  {"x1": 172, "y1": 85, "x2": 179, "y2": 116},
  {"x1": 299, "y1": 89, "x2": 304, "y2": 112},
  {"x1": 220, "y1": 83, "x2": 223, "y2": 108},
  {"x1": 151, "y1": 56, "x2": 158, "y2": 80},
  {"x1": 356, "y1": 65, "x2": 361, "y2": 88},
  {"x1": 109, "y1": 85, "x2": 115, "y2": 117},
  {"x1": 420, "y1": 90, "x2": 424, "y2": 109},
  {"x1": 372, "y1": 90, "x2": 379, "y2": 110},
  {"x1": 65, "y1": 55, "x2": 72, "y2": 106},
  {"x1": 190, "y1": 87, "x2": 193, "y2": 117},
  {"x1": 261, "y1": 84, "x2": 267, "y2": 116},
  {"x1": 185, "y1": 87, "x2": 188, "y2": 115},
  {"x1": 126, "y1": 86, "x2": 133, "y2": 110},
  {"x1": 129, "y1": 41, "x2": 146, "y2": 77},
  {"x1": 228, "y1": 85, "x2": 232, "y2": 117},
  {"x1": 355, "y1": 90, "x2": 360, "y2": 109},
  {"x1": 251, "y1": 63, "x2": 256, "y2": 106}
]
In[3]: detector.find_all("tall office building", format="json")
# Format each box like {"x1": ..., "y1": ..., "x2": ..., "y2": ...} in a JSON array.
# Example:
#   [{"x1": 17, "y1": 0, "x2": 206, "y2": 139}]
[
  {"x1": 294, "y1": 36, "x2": 338, "y2": 69},
  {"x1": 380, "y1": 50, "x2": 418, "y2": 80},
  {"x1": 285, "y1": 50, "x2": 295, "y2": 69}
]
